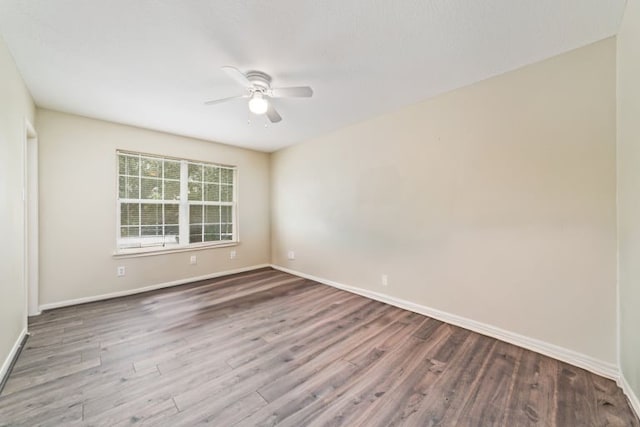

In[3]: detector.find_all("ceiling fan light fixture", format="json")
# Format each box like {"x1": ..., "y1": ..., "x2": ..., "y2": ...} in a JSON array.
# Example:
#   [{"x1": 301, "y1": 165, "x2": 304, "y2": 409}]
[
  {"x1": 205, "y1": 66, "x2": 312, "y2": 123},
  {"x1": 248, "y1": 92, "x2": 269, "y2": 115}
]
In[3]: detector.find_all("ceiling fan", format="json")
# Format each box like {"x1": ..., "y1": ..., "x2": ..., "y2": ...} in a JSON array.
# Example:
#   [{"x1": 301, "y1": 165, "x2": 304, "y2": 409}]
[{"x1": 204, "y1": 66, "x2": 313, "y2": 123}]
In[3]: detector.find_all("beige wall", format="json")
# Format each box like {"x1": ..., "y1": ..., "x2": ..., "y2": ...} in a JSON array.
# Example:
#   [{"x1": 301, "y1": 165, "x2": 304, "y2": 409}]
[
  {"x1": 0, "y1": 36, "x2": 35, "y2": 374},
  {"x1": 36, "y1": 109, "x2": 270, "y2": 305},
  {"x1": 617, "y1": 0, "x2": 640, "y2": 402},
  {"x1": 271, "y1": 38, "x2": 618, "y2": 363}
]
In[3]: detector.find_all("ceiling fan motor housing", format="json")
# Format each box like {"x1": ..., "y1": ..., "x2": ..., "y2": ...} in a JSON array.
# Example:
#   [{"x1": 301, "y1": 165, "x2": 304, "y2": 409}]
[{"x1": 246, "y1": 71, "x2": 272, "y2": 92}]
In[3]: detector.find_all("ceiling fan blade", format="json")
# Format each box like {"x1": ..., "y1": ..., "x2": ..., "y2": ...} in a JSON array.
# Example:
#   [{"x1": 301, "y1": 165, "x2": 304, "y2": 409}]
[
  {"x1": 266, "y1": 104, "x2": 282, "y2": 123},
  {"x1": 203, "y1": 94, "x2": 248, "y2": 106},
  {"x1": 270, "y1": 86, "x2": 313, "y2": 98},
  {"x1": 221, "y1": 66, "x2": 252, "y2": 87}
]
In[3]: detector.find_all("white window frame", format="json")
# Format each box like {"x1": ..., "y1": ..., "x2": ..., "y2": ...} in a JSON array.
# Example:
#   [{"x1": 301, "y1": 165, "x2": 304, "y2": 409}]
[{"x1": 115, "y1": 150, "x2": 238, "y2": 256}]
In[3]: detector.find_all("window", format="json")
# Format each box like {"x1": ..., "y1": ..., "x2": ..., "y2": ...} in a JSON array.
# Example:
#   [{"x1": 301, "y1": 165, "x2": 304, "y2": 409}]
[{"x1": 117, "y1": 151, "x2": 236, "y2": 252}]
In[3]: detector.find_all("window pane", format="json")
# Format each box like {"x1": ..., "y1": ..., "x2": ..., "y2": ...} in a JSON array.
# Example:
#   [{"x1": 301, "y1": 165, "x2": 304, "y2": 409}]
[
  {"x1": 204, "y1": 165, "x2": 219, "y2": 183},
  {"x1": 121, "y1": 203, "x2": 140, "y2": 226},
  {"x1": 164, "y1": 160, "x2": 181, "y2": 180},
  {"x1": 118, "y1": 155, "x2": 126, "y2": 175},
  {"x1": 189, "y1": 205, "x2": 203, "y2": 224},
  {"x1": 221, "y1": 206, "x2": 232, "y2": 223},
  {"x1": 204, "y1": 224, "x2": 220, "y2": 235},
  {"x1": 119, "y1": 176, "x2": 126, "y2": 198},
  {"x1": 188, "y1": 182, "x2": 202, "y2": 201},
  {"x1": 129, "y1": 177, "x2": 140, "y2": 199},
  {"x1": 220, "y1": 184, "x2": 232, "y2": 202},
  {"x1": 221, "y1": 168, "x2": 233, "y2": 184},
  {"x1": 164, "y1": 180, "x2": 180, "y2": 200},
  {"x1": 126, "y1": 156, "x2": 140, "y2": 176},
  {"x1": 141, "y1": 204, "x2": 162, "y2": 225},
  {"x1": 204, "y1": 233, "x2": 220, "y2": 242},
  {"x1": 141, "y1": 178, "x2": 161, "y2": 199},
  {"x1": 119, "y1": 175, "x2": 140, "y2": 199},
  {"x1": 204, "y1": 184, "x2": 219, "y2": 202},
  {"x1": 188, "y1": 163, "x2": 202, "y2": 183},
  {"x1": 121, "y1": 226, "x2": 138, "y2": 237},
  {"x1": 205, "y1": 205, "x2": 220, "y2": 223},
  {"x1": 142, "y1": 158, "x2": 162, "y2": 178},
  {"x1": 128, "y1": 178, "x2": 140, "y2": 199},
  {"x1": 164, "y1": 204, "x2": 179, "y2": 224},
  {"x1": 165, "y1": 225, "x2": 179, "y2": 236},
  {"x1": 189, "y1": 224, "x2": 203, "y2": 243},
  {"x1": 141, "y1": 225, "x2": 162, "y2": 236},
  {"x1": 221, "y1": 234, "x2": 233, "y2": 241}
]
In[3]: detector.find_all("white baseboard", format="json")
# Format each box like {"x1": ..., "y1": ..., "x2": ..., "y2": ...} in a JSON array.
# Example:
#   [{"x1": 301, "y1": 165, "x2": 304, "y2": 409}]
[
  {"x1": 620, "y1": 374, "x2": 640, "y2": 419},
  {"x1": 39, "y1": 264, "x2": 270, "y2": 311},
  {"x1": 0, "y1": 327, "x2": 27, "y2": 386},
  {"x1": 271, "y1": 264, "x2": 620, "y2": 381}
]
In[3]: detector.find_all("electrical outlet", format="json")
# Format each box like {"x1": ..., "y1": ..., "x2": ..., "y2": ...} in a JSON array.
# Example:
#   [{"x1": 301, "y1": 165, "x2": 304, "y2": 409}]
[
  {"x1": 287, "y1": 251, "x2": 295, "y2": 260},
  {"x1": 117, "y1": 266, "x2": 125, "y2": 277},
  {"x1": 230, "y1": 250, "x2": 237, "y2": 259},
  {"x1": 190, "y1": 255, "x2": 197, "y2": 265},
  {"x1": 381, "y1": 274, "x2": 388, "y2": 286}
]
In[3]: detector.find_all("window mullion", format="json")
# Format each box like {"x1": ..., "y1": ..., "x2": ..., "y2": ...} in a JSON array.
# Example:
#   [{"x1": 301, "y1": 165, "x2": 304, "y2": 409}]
[
  {"x1": 201, "y1": 173, "x2": 205, "y2": 241},
  {"x1": 161, "y1": 160, "x2": 165, "y2": 241},
  {"x1": 179, "y1": 160, "x2": 189, "y2": 245},
  {"x1": 232, "y1": 168, "x2": 237, "y2": 241},
  {"x1": 137, "y1": 159, "x2": 142, "y2": 237}
]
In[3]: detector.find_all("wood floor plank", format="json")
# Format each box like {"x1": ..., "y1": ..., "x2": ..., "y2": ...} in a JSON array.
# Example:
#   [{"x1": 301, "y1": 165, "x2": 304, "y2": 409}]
[
  {"x1": 17, "y1": 400, "x2": 83, "y2": 427},
  {"x1": 314, "y1": 324, "x2": 454, "y2": 427},
  {"x1": 1, "y1": 268, "x2": 637, "y2": 427},
  {"x1": 86, "y1": 397, "x2": 178, "y2": 427},
  {"x1": 451, "y1": 340, "x2": 523, "y2": 425},
  {"x1": 502, "y1": 349, "x2": 559, "y2": 426},
  {"x1": 384, "y1": 330, "x2": 496, "y2": 426},
  {"x1": 1, "y1": 357, "x2": 102, "y2": 396},
  {"x1": 589, "y1": 374, "x2": 640, "y2": 425},
  {"x1": 81, "y1": 352, "x2": 232, "y2": 421},
  {"x1": 267, "y1": 321, "x2": 451, "y2": 427},
  {"x1": 256, "y1": 308, "x2": 408, "y2": 403},
  {"x1": 172, "y1": 300, "x2": 390, "y2": 411},
  {"x1": 236, "y1": 360, "x2": 362, "y2": 426},
  {"x1": 111, "y1": 398, "x2": 179, "y2": 427}
]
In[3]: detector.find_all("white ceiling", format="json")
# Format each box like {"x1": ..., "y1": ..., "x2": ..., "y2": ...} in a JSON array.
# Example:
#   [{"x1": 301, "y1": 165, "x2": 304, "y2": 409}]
[{"x1": 0, "y1": 1, "x2": 627, "y2": 152}]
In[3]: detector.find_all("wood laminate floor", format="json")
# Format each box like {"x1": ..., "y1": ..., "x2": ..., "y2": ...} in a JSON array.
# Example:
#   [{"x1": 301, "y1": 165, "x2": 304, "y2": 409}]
[{"x1": 0, "y1": 268, "x2": 637, "y2": 426}]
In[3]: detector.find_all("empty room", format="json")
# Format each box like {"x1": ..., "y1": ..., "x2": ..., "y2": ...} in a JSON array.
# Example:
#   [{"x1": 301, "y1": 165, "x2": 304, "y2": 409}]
[{"x1": 1, "y1": 1, "x2": 640, "y2": 425}]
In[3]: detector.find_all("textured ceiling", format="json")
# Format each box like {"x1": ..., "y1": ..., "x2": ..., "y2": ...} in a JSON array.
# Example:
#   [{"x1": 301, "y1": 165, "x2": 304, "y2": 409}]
[{"x1": 0, "y1": 0, "x2": 627, "y2": 152}]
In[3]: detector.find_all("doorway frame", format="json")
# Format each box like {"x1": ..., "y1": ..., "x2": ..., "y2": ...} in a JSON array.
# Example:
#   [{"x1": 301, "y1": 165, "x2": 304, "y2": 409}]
[{"x1": 24, "y1": 118, "x2": 39, "y2": 319}]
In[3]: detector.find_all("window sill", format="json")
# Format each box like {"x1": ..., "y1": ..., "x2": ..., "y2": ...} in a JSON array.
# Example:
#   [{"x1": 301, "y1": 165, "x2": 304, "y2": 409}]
[{"x1": 112, "y1": 241, "x2": 239, "y2": 258}]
